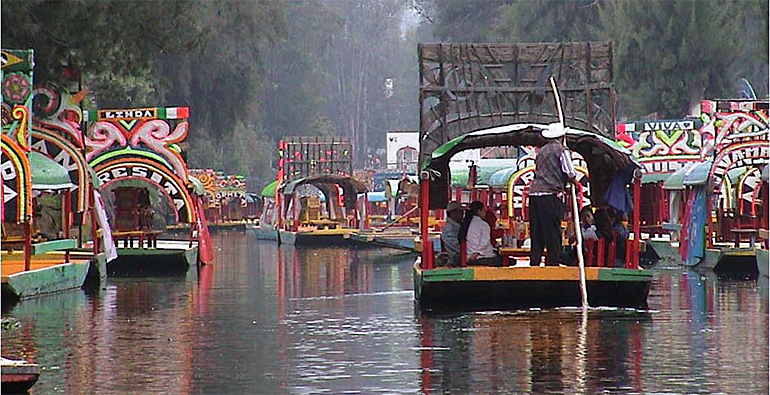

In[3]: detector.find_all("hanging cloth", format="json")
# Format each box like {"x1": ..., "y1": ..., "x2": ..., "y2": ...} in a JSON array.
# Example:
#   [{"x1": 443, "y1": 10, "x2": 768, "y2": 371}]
[{"x1": 93, "y1": 190, "x2": 118, "y2": 262}]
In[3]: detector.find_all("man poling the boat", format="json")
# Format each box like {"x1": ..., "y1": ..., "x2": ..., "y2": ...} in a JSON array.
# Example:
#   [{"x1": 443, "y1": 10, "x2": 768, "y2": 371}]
[{"x1": 528, "y1": 122, "x2": 581, "y2": 267}]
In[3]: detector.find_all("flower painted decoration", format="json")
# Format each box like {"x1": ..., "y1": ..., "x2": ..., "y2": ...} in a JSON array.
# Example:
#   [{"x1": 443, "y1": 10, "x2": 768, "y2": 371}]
[{"x1": 2, "y1": 73, "x2": 32, "y2": 104}]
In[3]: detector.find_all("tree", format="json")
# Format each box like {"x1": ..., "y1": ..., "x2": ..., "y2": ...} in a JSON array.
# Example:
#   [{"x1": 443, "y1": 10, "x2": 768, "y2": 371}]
[
  {"x1": 491, "y1": 0, "x2": 597, "y2": 42},
  {"x1": 596, "y1": 0, "x2": 752, "y2": 118}
]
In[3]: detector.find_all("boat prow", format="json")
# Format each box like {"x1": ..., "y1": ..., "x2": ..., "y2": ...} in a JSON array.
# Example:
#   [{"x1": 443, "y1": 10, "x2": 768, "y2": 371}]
[{"x1": 1, "y1": 357, "x2": 40, "y2": 393}]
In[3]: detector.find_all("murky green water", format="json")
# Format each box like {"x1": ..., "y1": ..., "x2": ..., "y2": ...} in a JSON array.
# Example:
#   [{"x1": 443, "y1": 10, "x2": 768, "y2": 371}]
[{"x1": 2, "y1": 233, "x2": 768, "y2": 394}]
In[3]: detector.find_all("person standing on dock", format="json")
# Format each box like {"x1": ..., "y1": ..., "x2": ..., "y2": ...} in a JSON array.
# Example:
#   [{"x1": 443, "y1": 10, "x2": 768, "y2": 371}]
[
  {"x1": 440, "y1": 201, "x2": 463, "y2": 264},
  {"x1": 528, "y1": 123, "x2": 580, "y2": 267}
]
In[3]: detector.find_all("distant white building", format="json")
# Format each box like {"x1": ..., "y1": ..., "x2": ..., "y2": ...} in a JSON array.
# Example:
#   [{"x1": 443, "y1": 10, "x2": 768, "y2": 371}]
[
  {"x1": 386, "y1": 131, "x2": 479, "y2": 172},
  {"x1": 386, "y1": 132, "x2": 419, "y2": 171}
]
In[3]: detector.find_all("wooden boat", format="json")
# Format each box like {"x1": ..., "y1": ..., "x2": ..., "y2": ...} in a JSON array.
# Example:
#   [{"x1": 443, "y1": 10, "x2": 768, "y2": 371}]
[
  {"x1": 658, "y1": 100, "x2": 768, "y2": 272},
  {"x1": 275, "y1": 174, "x2": 367, "y2": 246},
  {"x1": 84, "y1": 106, "x2": 213, "y2": 271},
  {"x1": 1, "y1": 357, "x2": 40, "y2": 393},
  {"x1": 413, "y1": 123, "x2": 653, "y2": 310},
  {"x1": 414, "y1": 260, "x2": 652, "y2": 309},
  {"x1": 278, "y1": 227, "x2": 354, "y2": 245},
  {"x1": 349, "y1": 228, "x2": 421, "y2": 252},
  {"x1": 2, "y1": 85, "x2": 110, "y2": 302},
  {"x1": 251, "y1": 224, "x2": 280, "y2": 241}
]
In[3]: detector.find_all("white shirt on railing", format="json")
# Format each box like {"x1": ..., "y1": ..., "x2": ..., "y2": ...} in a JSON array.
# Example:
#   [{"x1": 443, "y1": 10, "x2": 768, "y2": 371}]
[{"x1": 466, "y1": 216, "x2": 497, "y2": 259}]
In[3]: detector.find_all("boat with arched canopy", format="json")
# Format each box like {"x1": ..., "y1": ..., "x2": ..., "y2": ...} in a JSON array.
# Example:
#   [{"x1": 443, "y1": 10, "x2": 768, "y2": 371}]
[{"x1": 414, "y1": 123, "x2": 653, "y2": 309}]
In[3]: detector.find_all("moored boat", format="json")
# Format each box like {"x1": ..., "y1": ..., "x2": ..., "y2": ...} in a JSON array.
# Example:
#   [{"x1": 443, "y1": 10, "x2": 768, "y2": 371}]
[{"x1": 1, "y1": 357, "x2": 40, "y2": 393}]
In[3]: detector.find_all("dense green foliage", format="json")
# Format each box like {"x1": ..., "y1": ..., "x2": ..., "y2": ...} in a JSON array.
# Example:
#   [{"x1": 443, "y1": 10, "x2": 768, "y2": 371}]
[
  {"x1": 3, "y1": 0, "x2": 767, "y2": 188},
  {"x1": 3, "y1": 0, "x2": 417, "y2": 188},
  {"x1": 423, "y1": 0, "x2": 769, "y2": 119}
]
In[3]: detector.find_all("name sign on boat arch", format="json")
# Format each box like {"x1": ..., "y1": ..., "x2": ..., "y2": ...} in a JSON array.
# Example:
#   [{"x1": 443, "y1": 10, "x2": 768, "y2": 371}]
[
  {"x1": 712, "y1": 143, "x2": 770, "y2": 182},
  {"x1": 96, "y1": 163, "x2": 194, "y2": 222}
]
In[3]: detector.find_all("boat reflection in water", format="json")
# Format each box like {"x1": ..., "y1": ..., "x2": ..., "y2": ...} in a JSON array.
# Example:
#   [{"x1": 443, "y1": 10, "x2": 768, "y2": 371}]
[
  {"x1": 1, "y1": 234, "x2": 767, "y2": 394},
  {"x1": 417, "y1": 308, "x2": 647, "y2": 394}
]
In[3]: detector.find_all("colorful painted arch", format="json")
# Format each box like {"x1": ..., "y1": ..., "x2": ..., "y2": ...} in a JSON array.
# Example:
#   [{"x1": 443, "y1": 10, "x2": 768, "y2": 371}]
[
  {"x1": 31, "y1": 126, "x2": 91, "y2": 212},
  {"x1": 709, "y1": 141, "x2": 769, "y2": 191},
  {"x1": 506, "y1": 165, "x2": 590, "y2": 216},
  {"x1": 93, "y1": 157, "x2": 195, "y2": 223},
  {"x1": 1, "y1": 134, "x2": 32, "y2": 223}
]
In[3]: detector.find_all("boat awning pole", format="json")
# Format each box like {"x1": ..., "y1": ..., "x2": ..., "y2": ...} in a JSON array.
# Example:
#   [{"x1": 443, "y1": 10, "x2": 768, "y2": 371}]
[{"x1": 419, "y1": 172, "x2": 433, "y2": 269}]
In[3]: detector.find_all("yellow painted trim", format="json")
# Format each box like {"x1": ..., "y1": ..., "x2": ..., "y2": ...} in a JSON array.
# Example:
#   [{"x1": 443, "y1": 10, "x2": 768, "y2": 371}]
[
  {"x1": 296, "y1": 228, "x2": 353, "y2": 236},
  {"x1": 721, "y1": 250, "x2": 757, "y2": 258},
  {"x1": 472, "y1": 266, "x2": 600, "y2": 281}
]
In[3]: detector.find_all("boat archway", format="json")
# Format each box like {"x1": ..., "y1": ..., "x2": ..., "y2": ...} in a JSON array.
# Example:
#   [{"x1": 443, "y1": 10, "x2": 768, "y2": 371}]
[
  {"x1": 31, "y1": 127, "x2": 91, "y2": 212},
  {"x1": 422, "y1": 123, "x2": 638, "y2": 209},
  {"x1": 92, "y1": 157, "x2": 195, "y2": 223},
  {"x1": 505, "y1": 164, "x2": 590, "y2": 219},
  {"x1": 1, "y1": 134, "x2": 32, "y2": 223},
  {"x1": 281, "y1": 174, "x2": 368, "y2": 211}
]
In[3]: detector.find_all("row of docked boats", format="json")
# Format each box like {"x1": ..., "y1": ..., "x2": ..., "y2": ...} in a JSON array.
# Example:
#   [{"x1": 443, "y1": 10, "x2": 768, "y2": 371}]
[
  {"x1": 2, "y1": 84, "x2": 209, "y2": 306},
  {"x1": 251, "y1": 97, "x2": 769, "y2": 311},
  {"x1": 251, "y1": 122, "x2": 656, "y2": 310}
]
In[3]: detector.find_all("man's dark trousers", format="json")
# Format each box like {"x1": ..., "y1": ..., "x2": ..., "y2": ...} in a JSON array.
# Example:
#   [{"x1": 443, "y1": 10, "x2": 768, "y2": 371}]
[{"x1": 529, "y1": 194, "x2": 563, "y2": 266}]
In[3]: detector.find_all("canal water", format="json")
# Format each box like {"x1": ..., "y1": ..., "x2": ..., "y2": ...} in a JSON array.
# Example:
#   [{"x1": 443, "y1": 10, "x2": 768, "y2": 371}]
[{"x1": 2, "y1": 232, "x2": 768, "y2": 394}]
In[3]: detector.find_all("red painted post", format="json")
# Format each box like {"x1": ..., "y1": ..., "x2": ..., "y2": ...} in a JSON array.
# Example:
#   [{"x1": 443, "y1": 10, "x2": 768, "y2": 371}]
[
  {"x1": 596, "y1": 239, "x2": 605, "y2": 267},
  {"x1": 522, "y1": 189, "x2": 529, "y2": 221},
  {"x1": 633, "y1": 173, "x2": 641, "y2": 269},
  {"x1": 23, "y1": 222, "x2": 31, "y2": 271},
  {"x1": 585, "y1": 241, "x2": 594, "y2": 267},
  {"x1": 607, "y1": 238, "x2": 617, "y2": 268},
  {"x1": 420, "y1": 176, "x2": 433, "y2": 269},
  {"x1": 276, "y1": 191, "x2": 283, "y2": 230},
  {"x1": 91, "y1": 192, "x2": 99, "y2": 255},
  {"x1": 63, "y1": 192, "x2": 72, "y2": 262},
  {"x1": 705, "y1": 193, "x2": 713, "y2": 249},
  {"x1": 625, "y1": 239, "x2": 632, "y2": 269},
  {"x1": 460, "y1": 241, "x2": 467, "y2": 267}
]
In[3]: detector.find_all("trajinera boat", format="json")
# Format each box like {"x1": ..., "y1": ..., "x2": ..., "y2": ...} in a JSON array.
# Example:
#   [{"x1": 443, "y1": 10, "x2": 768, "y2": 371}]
[{"x1": 413, "y1": 123, "x2": 653, "y2": 310}]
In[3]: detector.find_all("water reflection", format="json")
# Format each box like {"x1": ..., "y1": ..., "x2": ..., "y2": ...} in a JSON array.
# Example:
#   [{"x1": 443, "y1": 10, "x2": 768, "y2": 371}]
[
  {"x1": 416, "y1": 309, "x2": 649, "y2": 394},
  {"x1": 0, "y1": 233, "x2": 767, "y2": 394}
]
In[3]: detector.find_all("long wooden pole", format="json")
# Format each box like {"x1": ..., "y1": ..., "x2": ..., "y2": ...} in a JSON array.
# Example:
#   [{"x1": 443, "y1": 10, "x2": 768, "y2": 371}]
[{"x1": 571, "y1": 186, "x2": 589, "y2": 308}]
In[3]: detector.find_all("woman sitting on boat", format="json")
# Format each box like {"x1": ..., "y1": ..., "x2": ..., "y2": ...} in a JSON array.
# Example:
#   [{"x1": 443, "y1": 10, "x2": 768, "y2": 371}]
[{"x1": 458, "y1": 201, "x2": 502, "y2": 266}]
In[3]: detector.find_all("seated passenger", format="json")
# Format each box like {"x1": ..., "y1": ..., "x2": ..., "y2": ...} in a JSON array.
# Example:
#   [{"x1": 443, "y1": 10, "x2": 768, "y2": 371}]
[
  {"x1": 484, "y1": 207, "x2": 504, "y2": 245},
  {"x1": 595, "y1": 207, "x2": 629, "y2": 267},
  {"x1": 579, "y1": 206, "x2": 599, "y2": 241},
  {"x1": 440, "y1": 201, "x2": 463, "y2": 266},
  {"x1": 458, "y1": 201, "x2": 502, "y2": 266},
  {"x1": 564, "y1": 206, "x2": 600, "y2": 266}
]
